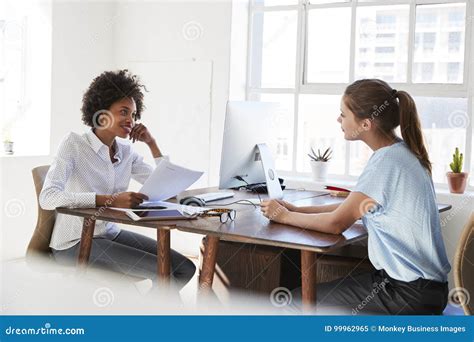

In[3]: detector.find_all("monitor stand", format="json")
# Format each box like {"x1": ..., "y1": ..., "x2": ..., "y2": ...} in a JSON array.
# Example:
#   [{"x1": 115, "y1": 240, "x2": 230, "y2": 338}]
[{"x1": 255, "y1": 143, "x2": 283, "y2": 199}]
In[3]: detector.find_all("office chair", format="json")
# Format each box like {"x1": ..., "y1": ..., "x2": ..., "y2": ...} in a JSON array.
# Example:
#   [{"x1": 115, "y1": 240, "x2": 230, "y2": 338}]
[
  {"x1": 27, "y1": 165, "x2": 56, "y2": 258},
  {"x1": 453, "y1": 212, "x2": 474, "y2": 315}
]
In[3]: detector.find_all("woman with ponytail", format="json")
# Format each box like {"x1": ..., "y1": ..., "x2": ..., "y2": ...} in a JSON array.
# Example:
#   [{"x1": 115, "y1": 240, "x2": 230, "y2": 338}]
[{"x1": 261, "y1": 79, "x2": 450, "y2": 315}]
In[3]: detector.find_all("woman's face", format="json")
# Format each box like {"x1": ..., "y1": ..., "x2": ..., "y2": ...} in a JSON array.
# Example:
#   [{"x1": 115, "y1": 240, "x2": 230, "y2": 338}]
[
  {"x1": 98, "y1": 97, "x2": 137, "y2": 139},
  {"x1": 337, "y1": 96, "x2": 367, "y2": 141}
]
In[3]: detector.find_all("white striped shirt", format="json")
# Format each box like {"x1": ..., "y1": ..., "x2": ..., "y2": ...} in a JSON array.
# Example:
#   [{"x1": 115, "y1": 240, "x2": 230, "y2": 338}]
[{"x1": 40, "y1": 129, "x2": 164, "y2": 250}]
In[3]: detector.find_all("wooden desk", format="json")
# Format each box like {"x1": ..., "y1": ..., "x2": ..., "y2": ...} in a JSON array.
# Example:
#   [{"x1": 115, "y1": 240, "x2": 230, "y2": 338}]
[
  {"x1": 170, "y1": 188, "x2": 451, "y2": 309},
  {"x1": 55, "y1": 207, "x2": 177, "y2": 282},
  {"x1": 57, "y1": 188, "x2": 451, "y2": 309}
]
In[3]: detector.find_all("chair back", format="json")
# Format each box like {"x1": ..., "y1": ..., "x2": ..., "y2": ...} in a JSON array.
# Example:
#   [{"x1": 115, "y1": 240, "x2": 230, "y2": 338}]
[
  {"x1": 27, "y1": 165, "x2": 56, "y2": 256},
  {"x1": 453, "y1": 212, "x2": 474, "y2": 315}
]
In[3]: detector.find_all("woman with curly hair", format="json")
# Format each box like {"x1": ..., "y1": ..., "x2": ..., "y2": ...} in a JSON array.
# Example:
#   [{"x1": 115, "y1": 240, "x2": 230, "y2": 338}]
[{"x1": 40, "y1": 70, "x2": 196, "y2": 288}]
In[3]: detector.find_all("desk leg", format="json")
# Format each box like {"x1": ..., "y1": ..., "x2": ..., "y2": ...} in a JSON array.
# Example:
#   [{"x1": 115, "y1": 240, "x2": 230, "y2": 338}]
[
  {"x1": 301, "y1": 250, "x2": 317, "y2": 311},
  {"x1": 199, "y1": 235, "x2": 220, "y2": 292},
  {"x1": 157, "y1": 228, "x2": 171, "y2": 284},
  {"x1": 77, "y1": 216, "x2": 96, "y2": 268}
]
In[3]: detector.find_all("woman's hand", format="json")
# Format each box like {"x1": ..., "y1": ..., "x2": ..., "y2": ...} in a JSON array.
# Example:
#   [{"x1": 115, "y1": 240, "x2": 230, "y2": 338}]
[
  {"x1": 130, "y1": 123, "x2": 154, "y2": 144},
  {"x1": 129, "y1": 123, "x2": 163, "y2": 158},
  {"x1": 260, "y1": 199, "x2": 290, "y2": 224},
  {"x1": 274, "y1": 199, "x2": 298, "y2": 212},
  {"x1": 111, "y1": 192, "x2": 149, "y2": 208}
]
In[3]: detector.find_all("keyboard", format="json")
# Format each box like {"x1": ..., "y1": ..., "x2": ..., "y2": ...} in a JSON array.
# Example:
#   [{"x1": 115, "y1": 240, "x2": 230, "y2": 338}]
[{"x1": 194, "y1": 191, "x2": 235, "y2": 202}]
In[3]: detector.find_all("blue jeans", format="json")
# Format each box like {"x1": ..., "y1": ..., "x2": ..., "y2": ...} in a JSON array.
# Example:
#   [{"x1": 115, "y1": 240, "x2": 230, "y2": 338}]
[{"x1": 52, "y1": 230, "x2": 196, "y2": 288}]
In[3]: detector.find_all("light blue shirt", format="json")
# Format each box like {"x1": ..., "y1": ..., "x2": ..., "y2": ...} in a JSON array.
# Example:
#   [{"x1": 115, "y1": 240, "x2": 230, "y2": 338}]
[{"x1": 354, "y1": 139, "x2": 451, "y2": 282}]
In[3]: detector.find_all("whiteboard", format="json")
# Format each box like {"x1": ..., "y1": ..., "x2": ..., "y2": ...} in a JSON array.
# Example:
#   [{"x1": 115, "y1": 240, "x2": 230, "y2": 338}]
[{"x1": 128, "y1": 60, "x2": 213, "y2": 188}]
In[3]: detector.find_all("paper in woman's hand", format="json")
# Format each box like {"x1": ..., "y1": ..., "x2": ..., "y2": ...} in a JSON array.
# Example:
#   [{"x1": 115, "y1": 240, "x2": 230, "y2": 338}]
[{"x1": 139, "y1": 159, "x2": 203, "y2": 201}]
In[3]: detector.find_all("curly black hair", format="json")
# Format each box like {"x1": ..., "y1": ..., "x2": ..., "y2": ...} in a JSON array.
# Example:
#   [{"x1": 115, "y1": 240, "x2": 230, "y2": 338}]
[{"x1": 81, "y1": 69, "x2": 146, "y2": 127}]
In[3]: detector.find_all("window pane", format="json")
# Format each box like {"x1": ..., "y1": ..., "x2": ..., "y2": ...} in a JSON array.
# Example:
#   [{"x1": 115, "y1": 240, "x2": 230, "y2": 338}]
[
  {"x1": 355, "y1": 5, "x2": 409, "y2": 82},
  {"x1": 1, "y1": 18, "x2": 24, "y2": 134},
  {"x1": 416, "y1": 97, "x2": 467, "y2": 184},
  {"x1": 309, "y1": 0, "x2": 349, "y2": 4},
  {"x1": 258, "y1": 93, "x2": 295, "y2": 171},
  {"x1": 250, "y1": 11, "x2": 297, "y2": 88},
  {"x1": 306, "y1": 8, "x2": 351, "y2": 83},
  {"x1": 349, "y1": 98, "x2": 468, "y2": 181},
  {"x1": 413, "y1": 3, "x2": 466, "y2": 84},
  {"x1": 253, "y1": 0, "x2": 298, "y2": 6},
  {"x1": 297, "y1": 95, "x2": 345, "y2": 175}
]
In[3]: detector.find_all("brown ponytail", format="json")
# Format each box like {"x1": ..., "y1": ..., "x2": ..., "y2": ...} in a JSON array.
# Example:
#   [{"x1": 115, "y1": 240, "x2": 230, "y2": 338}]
[
  {"x1": 396, "y1": 90, "x2": 432, "y2": 174},
  {"x1": 344, "y1": 79, "x2": 432, "y2": 175}
]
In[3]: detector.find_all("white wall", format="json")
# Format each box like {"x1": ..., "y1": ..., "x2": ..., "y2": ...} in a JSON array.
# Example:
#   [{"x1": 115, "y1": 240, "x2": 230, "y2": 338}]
[
  {"x1": 111, "y1": 1, "x2": 232, "y2": 256},
  {"x1": 113, "y1": 1, "x2": 231, "y2": 186},
  {"x1": 228, "y1": 0, "x2": 249, "y2": 100}
]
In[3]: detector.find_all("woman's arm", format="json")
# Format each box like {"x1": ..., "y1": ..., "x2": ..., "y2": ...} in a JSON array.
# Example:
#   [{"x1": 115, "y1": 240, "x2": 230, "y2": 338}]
[
  {"x1": 296, "y1": 202, "x2": 341, "y2": 214},
  {"x1": 39, "y1": 135, "x2": 96, "y2": 210},
  {"x1": 96, "y1": 193, "x2": 148, "y2": 208},
  {"x1": 146, "y1": 139, "x2": 162, "y2": 159},
  {"x1": 129, "y1": 123, "x2": 168, "y2": 184},
  {"x1": 261, "y1": 192, "x2": 376, "y2": 234},
  {"x1": 276, "y1": 199, "x2": 341, "y2": 214},
  {"x1": 129, "y1": 123, "x2": 163, "y2": 158}
]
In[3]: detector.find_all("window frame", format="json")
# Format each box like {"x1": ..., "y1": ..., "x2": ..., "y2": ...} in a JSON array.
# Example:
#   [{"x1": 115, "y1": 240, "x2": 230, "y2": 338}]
[{"x1": 246, "y1": 0, "x2": 473, "y2": 190}]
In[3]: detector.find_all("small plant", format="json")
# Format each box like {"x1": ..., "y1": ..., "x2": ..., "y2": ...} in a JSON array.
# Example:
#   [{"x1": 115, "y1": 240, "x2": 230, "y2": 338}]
[
  {"x1": 449, "y1": 147, "x2": 464, "y2": 173},
  {"x1": 308, "y1": 147, "x2": 332, "y2": 162}
]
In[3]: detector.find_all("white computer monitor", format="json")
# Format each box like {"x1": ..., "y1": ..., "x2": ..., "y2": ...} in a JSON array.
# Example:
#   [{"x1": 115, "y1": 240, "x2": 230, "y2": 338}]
[{"x1": 219, "y1": 101, "x2": 283, "y2": 199}]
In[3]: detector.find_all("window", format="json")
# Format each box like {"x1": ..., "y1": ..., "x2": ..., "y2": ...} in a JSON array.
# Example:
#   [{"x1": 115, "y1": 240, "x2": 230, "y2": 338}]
[
  {"x1": 0, "y1": 1, "x2": 51, "y2": 156},
  {"x1": 355, "y1": 5, "x2": 409, "y2": 82},
  {"x1": 248, "y1": 93, "x2": 295, "y2": 171},
  {"x1": 306, "y1": 7, "x2": 351, "y2": 83},
  {"x1": 447, "y1": 62, "x2": 461, "y2": 83},
  {"x1": 422, "y1": 32, "x2": 436, "y2": 52},
  {"x1": 416, "y1": 97, "x2": 468, "y2": 182},
  {"x1": 448, "y1": 31, "x2": 462, "y2": 52},
  {"x1": 448, "y1": 8, "x2": 464, "y2": 27},
  {"x1": 413, "y1": 3, "x2": 466, "y2": 84},
  {"x1": 375, "y1": 46, "x2": 395, "y2": 53},
  {"x1": 297, "y1": 95, "x2": 346, "y2": 174},
  {"x1": 250, "y1": 10, "x2": 298, "y2": 88},
  {"x1": 247, "y1": 0, "x2": 473, "y2": 187}
]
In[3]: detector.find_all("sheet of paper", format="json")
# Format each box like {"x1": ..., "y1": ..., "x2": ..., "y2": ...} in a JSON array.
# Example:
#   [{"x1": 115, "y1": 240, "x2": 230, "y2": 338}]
[
  {"x1": 135, "y1": 201, "x2": 207, "y2": 215},
  {"x1": 109, "y1": 201, "x2": 206, "y2": 215},
  {"x1": 138, "y1": 159, "x2": 204, "y2": 202}
]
